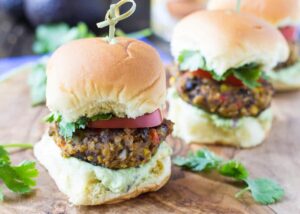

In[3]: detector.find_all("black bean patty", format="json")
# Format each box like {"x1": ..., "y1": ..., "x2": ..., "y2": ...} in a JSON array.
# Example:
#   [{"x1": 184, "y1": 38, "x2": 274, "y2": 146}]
[
  {"x1": 176, "y1": 72, "x2": 274, "y2": 118},
  {"x1": 49, "y1": 119, "x2": 173, "y2": 169}
]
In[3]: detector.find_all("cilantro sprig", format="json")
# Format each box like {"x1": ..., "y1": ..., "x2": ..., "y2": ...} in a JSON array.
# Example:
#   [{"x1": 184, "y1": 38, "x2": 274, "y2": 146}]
[
  {"x1": 28, "y1": 63, "x2": 47, "y2": 106},
  {"x1": 173, "y1": 149, "x2": 222, "y2": 172},
  {"x1": 177, "y1": 50, "x2": 263, "y2": 88},
  {"x1": 178, "y1": 50, "x2": 206, "y2": 72},
  {"x1": 33, "y1": 22, "x2": 95, "y2": 54},
  {"x1": 173, "y1": 150, "x2": 284, "y2": 205},
  {"x1": 0, "y1": 144, "x2": 38, "y2": 202},
  {"x1": 44, "y1": 112, "x2": 113, "y2": 140},
  {"x1": 229, "y1": 64, "x2": 262, "y2": 88}
]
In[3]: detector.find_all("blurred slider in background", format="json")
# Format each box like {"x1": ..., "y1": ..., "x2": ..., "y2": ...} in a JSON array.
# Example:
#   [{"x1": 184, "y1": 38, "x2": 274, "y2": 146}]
[
  {"x1": 151, "y1": 0, "x2": 208, "y2": 41},
  {"x1": 208, "y1": 0, "x2": 300, "y2": 91}
]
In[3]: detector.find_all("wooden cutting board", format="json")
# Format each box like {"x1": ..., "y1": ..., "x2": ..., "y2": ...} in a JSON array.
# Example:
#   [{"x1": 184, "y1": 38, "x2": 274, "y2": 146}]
[{"x1": 0, "y1": 65, "x2": 299, "y2": 214}]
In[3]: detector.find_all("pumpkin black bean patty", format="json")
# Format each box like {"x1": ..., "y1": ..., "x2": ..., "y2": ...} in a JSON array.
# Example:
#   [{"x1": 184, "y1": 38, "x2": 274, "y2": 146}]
[
  {"x1": 49, "y1": 119, "x2": 173, "y2": 169},
  {"x1": 176, "y1": 72, "x2": 274, "y2": 118}
]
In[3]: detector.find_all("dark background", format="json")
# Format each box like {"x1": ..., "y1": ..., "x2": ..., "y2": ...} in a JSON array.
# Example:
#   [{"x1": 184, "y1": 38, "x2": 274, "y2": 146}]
[
  {"x1": 0, "y1": 11, "x2": 34, "y2": 57},
  {"x1": 0, "y1": 0, "x2": 151, "y2": 58}
]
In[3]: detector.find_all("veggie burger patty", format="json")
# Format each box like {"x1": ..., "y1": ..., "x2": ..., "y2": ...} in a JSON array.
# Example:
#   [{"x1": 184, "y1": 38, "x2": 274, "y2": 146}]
[
  {"x1": 49, "y1": 119, "x2": 173, "y2": 169},
  {"x1": 176, "y1": 72, "x2": 274, "y2": 118}
]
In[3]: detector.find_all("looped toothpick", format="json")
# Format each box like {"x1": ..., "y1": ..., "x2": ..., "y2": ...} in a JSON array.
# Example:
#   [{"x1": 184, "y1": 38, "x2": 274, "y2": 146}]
[{"x1": 97, "y1": 0, "x2": 136, "y2": 44}]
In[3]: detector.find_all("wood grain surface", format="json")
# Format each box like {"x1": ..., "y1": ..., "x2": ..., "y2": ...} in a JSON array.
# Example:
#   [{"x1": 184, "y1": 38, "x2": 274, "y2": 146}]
[{"x1": 0, "y1": 65, "x2": 299, "y2": 214}]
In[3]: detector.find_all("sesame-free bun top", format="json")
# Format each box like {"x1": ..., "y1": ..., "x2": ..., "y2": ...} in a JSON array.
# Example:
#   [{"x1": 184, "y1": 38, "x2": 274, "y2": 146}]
[
  {"x1": 208, "y1": 0, "x2": 300, "y2": 27},
  {"x1": 171, "y1": 10, "x2": 289, "y2": 77},
  {"x1": 46, "y1": 37, "x2": 166, "y2": 122}
]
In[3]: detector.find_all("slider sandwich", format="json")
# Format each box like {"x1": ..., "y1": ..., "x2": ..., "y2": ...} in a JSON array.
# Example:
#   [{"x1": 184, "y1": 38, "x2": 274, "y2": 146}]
[
  {"x1": 34, "y1": 37, "x2": 173, "y2": 205},
  {"x1": 167, "y1": 10, "x2": 288, "y2": 147},
  {"x1": 208, "y1": 0, "x2": 300, "y2": 91}
]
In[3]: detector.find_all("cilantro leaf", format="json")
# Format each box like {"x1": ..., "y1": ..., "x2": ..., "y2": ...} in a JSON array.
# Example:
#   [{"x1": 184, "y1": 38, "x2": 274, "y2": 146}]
[
  {"x1": 57, "y1": 116, "x2": 91, "y2": 140},
  {"x1": 0, "y1": 146, "x2": 10, "y2": 165},
  {"x1": 124, "y1": 28, "x2": 153, "y2": 39},
  {"x1": 242, "y1": 178, "x2": 284, "y2": 205},
  {"x1": 44, "y1": 112, "x2": 81, "y2": 139},
  {"x1": 0, "y1": 161, "x2": 38, "y2": 194},
  {"x1": 177, "y1": 50, "x2": 263, "y2": 88},
  {"x1": 218, "y1": 160, "x2": 249, "y2": 180},
  {"x1": 58, "y1": 120, "x2": 77, "y2": 140},
  {"x1": 75, "y1": 117, "x2": 89, "y2": 129},
  {"x1": 90, "y1": 113, "x2": 113, "y2": 121},
  {"x1": 174, "y1": 149, "x2": 284, "y2": 205},
  {"x1": 44, "y1": 112, "x2": 113, "y2": 140},
  {"x1": 231, "y1": 64, "x2": 262, "y2": 88},
  {"x1": 43, "y1": 112, "x2": 62, "y2": 123},
  {"x1": 173, "y1": 156, "x2": 213, "y2": 172},
  {"x1": 33, "y1": 23, "x2": 69, "y2": 54},
  {"x1": 44, "y1": 114, "x2": 55, "y2": 123},
  {"x1": 178, "y1": 50, "x2": 205, "y2": 71},
  {"x1": 0, "y1": 146, "x2": 39, "y2": 201},
  {"x1": 173, "y1": 149, "x2": 222, "y2": 172},
  {"x1": 28, "y1": 63, "x2": 47, "y2": 106},
  {"x1": 60, "y1": 22, "x2": 94, "y2": 45},
  {"x1": 194, "y1": 149, "x2": 222, "y2": 170},
  {"x1": 12, "y1": 161, "x2": 39, "y2": 188},
  {"x1": 33, "y1": 22, "x2": 95, "y2": 54}
]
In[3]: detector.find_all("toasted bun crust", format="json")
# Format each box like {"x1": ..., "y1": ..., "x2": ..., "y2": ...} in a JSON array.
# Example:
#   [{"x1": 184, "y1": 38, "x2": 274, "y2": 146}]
[
  {"x1": 208, "y1": 0, "x2": 300, "y2": 27},
  {"x1": 46, "y1": 37, "x2": 166, "y2": 122},
  {"x1": 167, "y1": 88, "x2": 272, "y2": 148},
  {"x1": 34, "y1": 134, "x2": 172, "y2": 206},
  {"x1": 171, "y1": 10, "x2": 289, "y2": 77}
]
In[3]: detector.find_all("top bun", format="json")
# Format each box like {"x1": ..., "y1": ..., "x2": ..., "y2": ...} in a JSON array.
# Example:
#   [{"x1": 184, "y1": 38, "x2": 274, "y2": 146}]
[
  {"x1": 208, "y1": 0, "x2": 300, "y2": 27},
  {"x1": 171, "y1": 10, "x2": 289, "y2": 77},
  {"x1": 46, "y1": 37, "x2": 166, "y2": 122}
]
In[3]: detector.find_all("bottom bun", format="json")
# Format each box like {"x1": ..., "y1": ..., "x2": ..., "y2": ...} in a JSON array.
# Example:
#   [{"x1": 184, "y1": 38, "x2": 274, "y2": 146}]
[
  {"x1": 34, "y1": 134, "x2": 172, "y2": 206},
  {"x1": 268, "y1": 61, "x2": 300, "y2": 91},
  {"x1": 167, "y1": 88, "x2": 273, "y2": 148}
]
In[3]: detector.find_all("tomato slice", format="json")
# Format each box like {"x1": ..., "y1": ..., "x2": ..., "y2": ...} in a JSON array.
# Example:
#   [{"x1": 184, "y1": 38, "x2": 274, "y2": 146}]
[
  {"x1": 193, "y1": 69, "x2": 213, "y2": 79},
  {"x1": 87, "y1": 109, "x2": 163, "y2": 129},
  {"x1": 223, "y1": 75, "x2": 244, "y2": 87},
  {"x1": 191, "y1": 69, "x2": 244, "y2": 87},
  {"x1": 280, "y1": 26, "x2": 297, "y2": 42}
]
